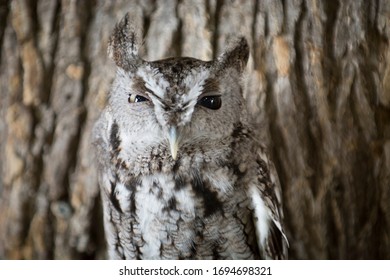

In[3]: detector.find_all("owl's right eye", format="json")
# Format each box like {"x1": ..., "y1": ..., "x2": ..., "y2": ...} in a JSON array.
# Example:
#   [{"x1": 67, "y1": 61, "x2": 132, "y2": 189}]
[{"x1": 128, "y1": 94, "x2": 149, "y2": 103}]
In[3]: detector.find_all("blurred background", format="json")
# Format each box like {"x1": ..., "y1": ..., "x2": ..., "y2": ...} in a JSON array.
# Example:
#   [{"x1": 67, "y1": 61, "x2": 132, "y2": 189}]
[{"x1": 0, "y1": 0, "x2": 389, "y2": 259}]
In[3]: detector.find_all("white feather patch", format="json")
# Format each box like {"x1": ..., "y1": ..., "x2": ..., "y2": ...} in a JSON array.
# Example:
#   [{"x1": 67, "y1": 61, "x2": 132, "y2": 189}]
[
  {"x1": 182, "y1": 68, "x2": 211, "y2": 102},
  {"x1": 249, "y1": 185, "x2": 270, "y2": 250},
  {"x1": 135, "y1": 175, "x2": 165, "y2": 258},
  {"x1": 137, "y1": 66, "x2": 169, "y2": 99},
  {"x1": 115, "y1": 182, "x2": 131, "y2": 211}
]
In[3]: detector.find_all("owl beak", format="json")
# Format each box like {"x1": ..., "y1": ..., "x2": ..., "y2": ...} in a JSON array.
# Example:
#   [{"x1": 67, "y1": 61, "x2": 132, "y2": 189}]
[{"x1": 168, "y1": 127, "x2": 179, "y2": 160}]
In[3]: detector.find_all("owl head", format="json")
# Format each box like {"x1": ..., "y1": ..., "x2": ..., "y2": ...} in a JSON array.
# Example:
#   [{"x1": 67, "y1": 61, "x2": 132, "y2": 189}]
[{"x1": 107, "y1": 14, "x2": 249, "y2": 161}]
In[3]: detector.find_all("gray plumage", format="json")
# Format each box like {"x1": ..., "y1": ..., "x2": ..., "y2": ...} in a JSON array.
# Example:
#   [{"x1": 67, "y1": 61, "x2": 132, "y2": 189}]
[{"x1": 93, "y1": 13, "x2": 288, "y2": 260}]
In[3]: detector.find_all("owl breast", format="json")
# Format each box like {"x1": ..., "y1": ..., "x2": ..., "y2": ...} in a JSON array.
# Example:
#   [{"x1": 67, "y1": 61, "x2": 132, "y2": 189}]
[{"x1": 102, "y1": 160, "x2": 260, "y2": 259}]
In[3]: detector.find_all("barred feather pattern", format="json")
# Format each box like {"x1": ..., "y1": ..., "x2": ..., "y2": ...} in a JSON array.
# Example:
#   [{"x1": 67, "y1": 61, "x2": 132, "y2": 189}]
[{"x1": 94, "y1": 112, "x2": 287, "y2": 259}]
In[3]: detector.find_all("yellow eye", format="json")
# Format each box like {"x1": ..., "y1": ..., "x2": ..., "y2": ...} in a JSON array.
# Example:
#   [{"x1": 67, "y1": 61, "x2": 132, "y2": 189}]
[{"x1": 128, "y1": 94, "x2": 149, "y2": 103}]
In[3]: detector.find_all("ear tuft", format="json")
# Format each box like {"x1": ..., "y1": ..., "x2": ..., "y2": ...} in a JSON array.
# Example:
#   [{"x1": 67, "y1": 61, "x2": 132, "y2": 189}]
[
  {"x1": 107, "y1": 13, "x2": 143, "y2": 70},
  {"x1": 217, "y1": 37, "x2": 249, "y2": 73}
]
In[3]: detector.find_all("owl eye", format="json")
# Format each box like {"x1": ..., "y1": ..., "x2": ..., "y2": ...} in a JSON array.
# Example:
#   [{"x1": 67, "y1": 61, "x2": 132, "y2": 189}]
[
  {"x1": 128, "y1": 94, "x2": 149, "y2": 103},
  {"x1": 197, "y1": 95, "x2": 222, "y2": 110}
]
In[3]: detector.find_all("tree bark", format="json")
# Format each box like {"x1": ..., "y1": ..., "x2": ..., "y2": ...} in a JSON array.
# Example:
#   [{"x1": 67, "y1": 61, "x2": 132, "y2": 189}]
[{"x1": 0, "y1": 0, "x2": 389, "y2": 259}]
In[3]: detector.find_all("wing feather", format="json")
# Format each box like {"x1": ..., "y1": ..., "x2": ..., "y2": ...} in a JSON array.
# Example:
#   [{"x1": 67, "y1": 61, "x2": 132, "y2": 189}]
[{"x1": 250, "y1": 147, "x2": 288, "y2": 259}]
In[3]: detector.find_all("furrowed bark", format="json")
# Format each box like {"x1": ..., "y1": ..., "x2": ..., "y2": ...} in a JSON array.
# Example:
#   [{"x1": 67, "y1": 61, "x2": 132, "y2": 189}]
[{"x1": 0, "y1": 0, "x2": 389, "y2": 259}]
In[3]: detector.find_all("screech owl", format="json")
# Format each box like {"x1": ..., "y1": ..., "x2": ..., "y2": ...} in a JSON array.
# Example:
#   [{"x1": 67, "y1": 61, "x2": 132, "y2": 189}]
[{"x1": 93, "y1": 13, "x2": 288, "y2": 260}]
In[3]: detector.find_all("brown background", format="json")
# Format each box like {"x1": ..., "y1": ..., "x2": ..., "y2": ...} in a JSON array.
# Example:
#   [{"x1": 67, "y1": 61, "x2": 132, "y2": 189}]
[{"x1": 0, "y1": 0, "x2": 389, "y2": 259}]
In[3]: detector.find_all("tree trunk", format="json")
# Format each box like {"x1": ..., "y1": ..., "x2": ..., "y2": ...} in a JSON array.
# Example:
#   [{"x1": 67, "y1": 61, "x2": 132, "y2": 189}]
[{"x1": 0, "y1": 0, "x2": 389, "y2": 259}]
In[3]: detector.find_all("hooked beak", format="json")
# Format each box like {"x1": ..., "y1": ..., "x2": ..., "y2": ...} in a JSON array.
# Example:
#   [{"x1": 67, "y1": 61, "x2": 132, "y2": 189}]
[{"x1": 168, "y1": 127, "x2": 179, "y2": 160}]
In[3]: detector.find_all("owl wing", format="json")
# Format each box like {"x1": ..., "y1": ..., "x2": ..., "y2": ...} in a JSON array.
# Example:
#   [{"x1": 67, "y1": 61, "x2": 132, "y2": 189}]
[{"x1": 249, "y1": 147, "x2": 289, "y2": 259}]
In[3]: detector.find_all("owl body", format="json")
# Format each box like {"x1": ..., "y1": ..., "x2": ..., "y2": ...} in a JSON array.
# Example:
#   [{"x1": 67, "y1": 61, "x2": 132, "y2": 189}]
[{"x1": 93, "y1": 14, "x2": 288, "y2": 260}]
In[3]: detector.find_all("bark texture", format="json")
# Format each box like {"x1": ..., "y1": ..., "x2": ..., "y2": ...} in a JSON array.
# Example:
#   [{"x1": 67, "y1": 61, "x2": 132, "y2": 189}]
[{"x1": 0, "y1": 0, "x2": 389, "y2": 259}]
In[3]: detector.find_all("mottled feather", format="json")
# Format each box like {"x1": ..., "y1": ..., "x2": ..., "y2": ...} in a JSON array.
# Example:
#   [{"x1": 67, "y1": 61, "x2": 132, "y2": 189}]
[{"x1": 93, "y1": 13, "x2": 288, "y2": 260}]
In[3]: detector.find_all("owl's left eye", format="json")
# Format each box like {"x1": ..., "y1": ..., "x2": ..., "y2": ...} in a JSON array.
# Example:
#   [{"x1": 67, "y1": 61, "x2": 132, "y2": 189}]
[
  {"x1": 197, "y1": 95, "x2": 222, "y2": 110},
  {"x1": 128, "y1": 94, "x2": 149, "y2": 103}
]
